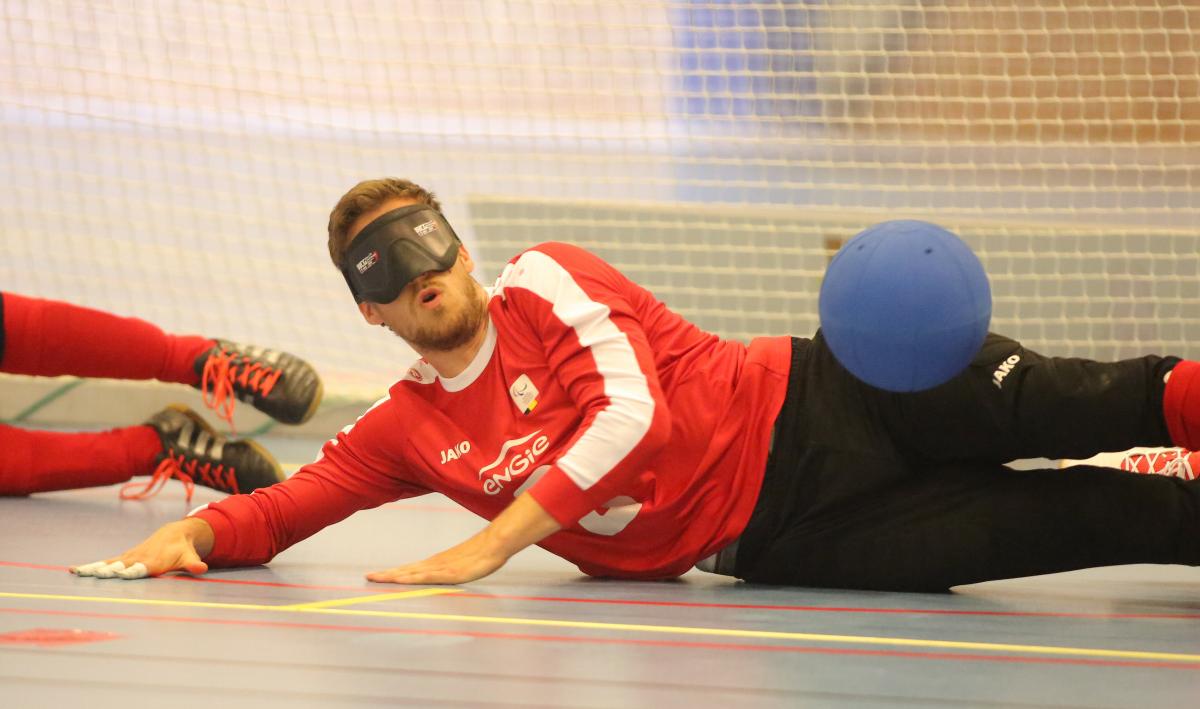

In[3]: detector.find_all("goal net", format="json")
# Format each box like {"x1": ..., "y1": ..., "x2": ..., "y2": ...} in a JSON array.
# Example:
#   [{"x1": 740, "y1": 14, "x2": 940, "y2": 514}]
[{"x1": 1, "y1": 1, "x2": 1196, "y2": 426}]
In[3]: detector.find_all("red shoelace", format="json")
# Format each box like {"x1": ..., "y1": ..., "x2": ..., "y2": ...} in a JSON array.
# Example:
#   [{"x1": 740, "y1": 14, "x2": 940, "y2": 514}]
[
  {"x1": 119, "y1": 455, "x2": 239, "y2": 502},
  {"x1": 200, "y1": 348, "x2": 284, "y2": 432}
]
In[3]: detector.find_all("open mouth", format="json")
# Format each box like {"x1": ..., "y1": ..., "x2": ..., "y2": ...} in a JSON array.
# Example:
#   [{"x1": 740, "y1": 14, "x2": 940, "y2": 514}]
[{"x1": 417, "y1": 286, "x2": 443, "y2": 308}]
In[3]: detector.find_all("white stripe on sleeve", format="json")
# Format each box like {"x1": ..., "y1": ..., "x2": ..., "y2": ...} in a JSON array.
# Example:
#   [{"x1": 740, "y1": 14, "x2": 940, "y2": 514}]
[{"x1": 500, "y1": 250, "x2": 655, "y2": 491}]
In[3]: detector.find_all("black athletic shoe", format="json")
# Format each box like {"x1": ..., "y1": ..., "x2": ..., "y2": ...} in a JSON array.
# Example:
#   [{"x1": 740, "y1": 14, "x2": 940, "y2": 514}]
[
  {"x1": 120, "y1": 404, "x2": 285, "y2": 501},
  {"x1": 194, "y1": 338, "x2": 323, "y2": 426}
]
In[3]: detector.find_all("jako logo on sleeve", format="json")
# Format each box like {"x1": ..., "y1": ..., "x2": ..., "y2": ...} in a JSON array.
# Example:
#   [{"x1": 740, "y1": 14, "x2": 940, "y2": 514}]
[
  {"x1": 992, "y1": 354, "x2": 1021, "y2": 389},
  {"x1": 477, "y1": 430, "x2": 550, "y2": 495}
]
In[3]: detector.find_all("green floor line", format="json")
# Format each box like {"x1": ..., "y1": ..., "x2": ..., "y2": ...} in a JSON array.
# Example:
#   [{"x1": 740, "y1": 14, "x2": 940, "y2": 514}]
[{"x1": 6, "y1": 378, "x2": 85, "y2": 423}]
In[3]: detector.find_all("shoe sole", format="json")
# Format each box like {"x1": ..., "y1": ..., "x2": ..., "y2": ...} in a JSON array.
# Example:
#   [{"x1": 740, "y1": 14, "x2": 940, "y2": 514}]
[{"x1": 294, "y1": 375, "x2": 324, "y2": 425}]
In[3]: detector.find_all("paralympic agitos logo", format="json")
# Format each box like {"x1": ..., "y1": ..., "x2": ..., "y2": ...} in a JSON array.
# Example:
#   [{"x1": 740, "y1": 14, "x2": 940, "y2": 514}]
[{"x1": 477, "y1": 430, "x2": 550, "y2": 495}]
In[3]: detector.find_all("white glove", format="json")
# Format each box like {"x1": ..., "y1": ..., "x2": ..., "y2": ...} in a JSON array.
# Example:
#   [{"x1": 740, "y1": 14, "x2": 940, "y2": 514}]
[{"x1": 70, "y1": 560, "x2": 149, "y2": 580}]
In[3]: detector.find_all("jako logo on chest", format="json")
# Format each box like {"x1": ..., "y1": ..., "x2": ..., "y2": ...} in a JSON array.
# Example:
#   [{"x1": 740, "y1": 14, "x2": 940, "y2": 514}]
[{"x1": 439, "y1": 440, "x2": 471, "y2": 464}]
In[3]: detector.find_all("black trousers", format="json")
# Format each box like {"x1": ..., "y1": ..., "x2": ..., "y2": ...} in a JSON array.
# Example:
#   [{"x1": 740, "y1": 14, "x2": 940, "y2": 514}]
[{"x1": 733, "y1": 333, "x2": 1200, "y2": 591}]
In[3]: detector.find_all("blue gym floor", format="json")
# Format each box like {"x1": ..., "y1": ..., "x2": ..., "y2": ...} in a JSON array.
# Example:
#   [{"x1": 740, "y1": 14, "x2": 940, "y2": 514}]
[{"x1": 2, "y1": 437, "x2": 1199, "y2": 708}]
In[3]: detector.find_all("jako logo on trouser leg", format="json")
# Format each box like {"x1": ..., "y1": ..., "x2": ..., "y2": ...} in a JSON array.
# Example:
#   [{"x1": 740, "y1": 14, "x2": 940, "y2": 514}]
[{"x1": 992, "y1": 354, "x2": 1021, "y2": 389}]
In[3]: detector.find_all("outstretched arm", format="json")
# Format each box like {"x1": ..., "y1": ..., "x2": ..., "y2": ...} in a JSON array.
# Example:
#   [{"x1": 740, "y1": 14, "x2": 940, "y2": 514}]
[
  {"x1": 366, "y1": 491, "x2": 561, "y2": 585},
  {"x1": 71, "y1": 517, "x2": 215, "y2": 579},
  {"x1": 74, "y1": 396, "x2": 426, "y2": 580}
]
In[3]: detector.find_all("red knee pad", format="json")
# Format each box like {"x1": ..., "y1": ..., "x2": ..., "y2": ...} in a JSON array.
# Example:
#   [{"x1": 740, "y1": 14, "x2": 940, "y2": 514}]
[{"x1": 1164, "y1": 360, "x2": 1200, "y2": 449}]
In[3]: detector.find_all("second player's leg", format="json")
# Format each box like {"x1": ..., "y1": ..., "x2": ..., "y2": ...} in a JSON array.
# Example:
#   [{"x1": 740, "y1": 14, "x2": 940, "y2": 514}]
[
  {"x1": 737, "y1": 462, "x2": 1200, "y2": 592},
  {"x1": 0, "y1": 291, "x2": 211, "y2": 383},
  {"x1": 813, "y1": 331, "x2": 1179, "y2": 464}
]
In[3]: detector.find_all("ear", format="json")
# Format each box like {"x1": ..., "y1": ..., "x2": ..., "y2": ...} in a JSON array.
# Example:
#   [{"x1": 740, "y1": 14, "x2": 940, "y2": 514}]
[
  {"x1": 457, "y1": 245, "x2": 475, "y2": 274},
  {"x1": 358, "y1": 301, "x2": 384, "y2": 326}
]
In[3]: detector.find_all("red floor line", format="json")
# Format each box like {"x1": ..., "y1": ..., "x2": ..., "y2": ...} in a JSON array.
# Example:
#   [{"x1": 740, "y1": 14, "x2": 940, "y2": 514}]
[
  {"x1": 0, "y1": 606, "x2": 1196, "y2": 670},
  {"x1": 3, "y1": 561, "x2": 379, "y2": 593},
  {"x1": 165, "y1": 574, "x2": 373, "y2": 593},
  {"x1": 0, "y1": 562, "x2": 62, "y2": 572},
  {"x1": 6, "y1": 560, "x2": 1200, "y2": 621}
]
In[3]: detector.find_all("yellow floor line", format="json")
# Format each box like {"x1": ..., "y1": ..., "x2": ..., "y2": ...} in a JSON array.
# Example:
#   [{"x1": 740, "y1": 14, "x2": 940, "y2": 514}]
[
  {"x1": 0, "y1": 592, "x2": 279, "y2": 613},
  {"x1": 277, "y1": 588, "x2": 460, "y2": 610},
  {"x1": 2, "y1": 591, "x2": 1197, "y2": 663}
]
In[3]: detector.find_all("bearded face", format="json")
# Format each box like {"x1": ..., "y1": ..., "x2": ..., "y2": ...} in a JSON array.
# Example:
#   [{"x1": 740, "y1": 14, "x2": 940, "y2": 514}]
[
  {"x1": 387, "y1": 261, "x2": 489, "y2": 352},
  {"x1": 369, "y1": 250, "x2": 489, "y2": 353}
]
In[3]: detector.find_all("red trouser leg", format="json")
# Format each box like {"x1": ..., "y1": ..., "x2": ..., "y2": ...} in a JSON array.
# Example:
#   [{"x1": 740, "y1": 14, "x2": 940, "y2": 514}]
[
  {"x1": 0, "y1": 292, "x2": 212, "y2": 384},
  {"x1": 0, "y1": 423, "x2": 161, "y2": 495}
]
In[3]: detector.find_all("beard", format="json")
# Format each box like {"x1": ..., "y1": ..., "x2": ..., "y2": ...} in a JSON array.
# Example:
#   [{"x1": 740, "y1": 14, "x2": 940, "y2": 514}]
[{"x1": 395, "y1": 283, "x2": 488, "y2": 352}]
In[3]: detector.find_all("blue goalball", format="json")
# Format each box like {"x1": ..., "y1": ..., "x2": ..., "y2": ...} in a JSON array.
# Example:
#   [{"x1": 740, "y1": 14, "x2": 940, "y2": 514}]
[{"x1": 818, "y1": 220, "x2": 992, "y2": 392}]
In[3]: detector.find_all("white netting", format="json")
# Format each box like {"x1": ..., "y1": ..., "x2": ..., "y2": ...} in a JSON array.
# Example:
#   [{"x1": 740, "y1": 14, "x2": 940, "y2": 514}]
[{"x1": 1, "y1": 1, "x2": 1197, "y2": 402}]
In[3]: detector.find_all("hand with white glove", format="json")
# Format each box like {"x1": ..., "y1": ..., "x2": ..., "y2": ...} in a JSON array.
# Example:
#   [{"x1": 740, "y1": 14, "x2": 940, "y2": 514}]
[{"x1": 71, "y1": 517, "x2": 215, "y2": 580}]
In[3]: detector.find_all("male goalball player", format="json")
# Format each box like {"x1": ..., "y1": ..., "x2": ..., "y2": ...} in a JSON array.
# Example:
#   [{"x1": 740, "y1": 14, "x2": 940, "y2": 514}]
[{"x1": 73, "y1": 178, "x2": 1200, "y2": 590}]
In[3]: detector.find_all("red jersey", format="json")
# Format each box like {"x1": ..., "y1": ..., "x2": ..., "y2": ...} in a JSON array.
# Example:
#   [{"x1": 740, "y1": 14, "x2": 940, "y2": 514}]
[{"x1": 194, "y1": 242, "x2": 791, "y2": 579}]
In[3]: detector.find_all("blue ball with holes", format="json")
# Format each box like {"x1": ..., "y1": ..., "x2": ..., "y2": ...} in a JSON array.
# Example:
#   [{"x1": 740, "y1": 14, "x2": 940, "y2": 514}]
[{"x1": 818, "y1": 220, "x2": 992, "y2": 392}]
